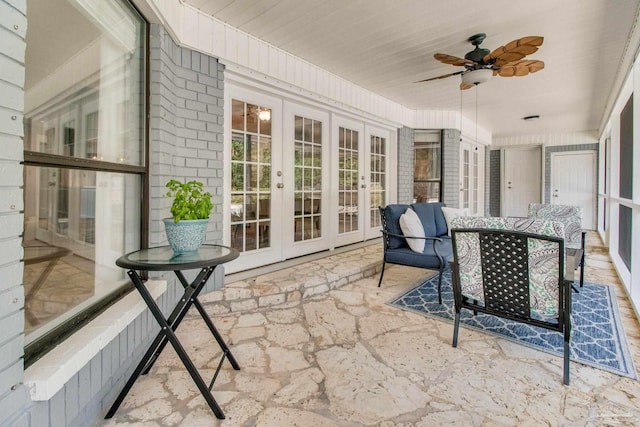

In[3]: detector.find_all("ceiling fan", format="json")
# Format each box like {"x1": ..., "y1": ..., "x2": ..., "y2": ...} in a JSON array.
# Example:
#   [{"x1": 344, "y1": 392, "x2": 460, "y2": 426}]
[{"x1": 418, "y1": 33, "x2": 545, "y2": 90}]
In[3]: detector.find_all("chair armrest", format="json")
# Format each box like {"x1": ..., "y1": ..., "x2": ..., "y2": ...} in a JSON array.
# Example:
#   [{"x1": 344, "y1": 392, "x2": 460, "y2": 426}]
[{"x1": 381, "y1": 230, "x2": 443, "y2": 242}]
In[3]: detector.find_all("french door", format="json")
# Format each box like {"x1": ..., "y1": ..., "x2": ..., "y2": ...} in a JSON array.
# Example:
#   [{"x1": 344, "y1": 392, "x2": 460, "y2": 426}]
[
  {"x1": 224, "y1": 86, "x2": 392, "y2": 273},
  {"x1": 225, "y1": 88, "x2": 284, "y2": 272},
  {"x1": 332, "y1": 118, "x2": 390, "y2": 246},
  {"x1": 365, "y1": 125, "x2": 389, "y2": 239},
  {"x1": 460, "y1": 141, "x2": 484, "y2": 215},
  {"x1": 333, "y1": 117, "x2": 364, "y2": 247},
  {"x1": 282, "y1": 103, "x2": 330, "y2": 258}
]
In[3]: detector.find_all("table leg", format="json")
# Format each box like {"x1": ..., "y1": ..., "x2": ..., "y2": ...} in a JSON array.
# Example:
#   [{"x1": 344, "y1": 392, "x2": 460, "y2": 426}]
[
  {"x1": 175, "y1": 270, "x2": 241, "y2": 371},
  {"x1": 140, "y1": 268, "x2": 213, "y2": 375},
  {"x1": 105, "y1": 267, "x2": 228, "y2": 419}
]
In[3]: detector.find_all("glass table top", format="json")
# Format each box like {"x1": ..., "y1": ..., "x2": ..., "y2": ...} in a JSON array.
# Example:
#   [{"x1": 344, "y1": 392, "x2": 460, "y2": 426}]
[{"x1": 116, "y1": 245, "x2": 239, "y2": 271}]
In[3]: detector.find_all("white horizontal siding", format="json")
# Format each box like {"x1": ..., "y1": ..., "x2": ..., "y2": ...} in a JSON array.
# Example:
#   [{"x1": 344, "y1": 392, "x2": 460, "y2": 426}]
[
  {"x1": 0, "y1": 13, "x2": 24, "y2": 408},
  {"x1": 150, "y1": 0, "x2": 421, "y2": 128},
  {"x1": 492, "y1": 130, "x2": 599, "y2": 147}
]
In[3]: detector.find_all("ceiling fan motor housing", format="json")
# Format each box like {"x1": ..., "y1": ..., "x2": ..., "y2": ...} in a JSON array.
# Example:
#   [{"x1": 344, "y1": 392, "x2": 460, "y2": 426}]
[
  {"x1": 465, "y1": 33, "x2": 490, "y2": 63},
  {"x1": 464, "y1": 47, "x2": 490, "y2": 63}
]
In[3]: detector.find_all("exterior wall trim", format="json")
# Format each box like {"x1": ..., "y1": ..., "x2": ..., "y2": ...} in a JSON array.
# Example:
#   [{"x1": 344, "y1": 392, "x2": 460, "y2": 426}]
[{"x1": 24, "y1": 281, "x2": 166, "y2": 401}]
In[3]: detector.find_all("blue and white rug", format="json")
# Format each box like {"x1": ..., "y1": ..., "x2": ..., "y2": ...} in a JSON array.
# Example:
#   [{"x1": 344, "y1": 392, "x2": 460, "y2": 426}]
[{"x1": 389, "y1": 271, "x2": 637, "y2": 379}]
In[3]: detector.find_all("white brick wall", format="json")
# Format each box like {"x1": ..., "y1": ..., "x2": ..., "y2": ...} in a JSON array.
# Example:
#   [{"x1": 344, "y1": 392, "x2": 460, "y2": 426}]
[
  {"x1": 149, "y1": 25, "x2": 225, "y2": 251},
  {"x1": 442, "y1": 129, "x2": 461, "y2": 207},
  {"x1": 397, "y1": 126, "x2": 414, "y2": 204}
]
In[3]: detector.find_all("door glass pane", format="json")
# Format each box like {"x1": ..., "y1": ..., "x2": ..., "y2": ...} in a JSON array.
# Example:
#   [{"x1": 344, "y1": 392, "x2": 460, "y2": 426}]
[
  {"x1": 230, "y1": 100, "x2": 272, "y2": 252},
  {"x1": 463, "y1": 149, "x2": 470, "y2": 208},
  {"x1": 370, "y1": 135, "x2": 386, "y2": 228},
  {"x1": 472, "y1": 151, "x2": 479, "y2": 213},
  {"x1": 294, "y1": 115, "x2": 322, "y2": 241},
  {"x1": 338, "y1": 127, "x2": 359, "y2": 233}
]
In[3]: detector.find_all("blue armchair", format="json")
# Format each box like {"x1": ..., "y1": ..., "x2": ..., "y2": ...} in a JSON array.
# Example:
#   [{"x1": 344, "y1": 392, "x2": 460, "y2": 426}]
[{"x1": 378, "y1": 203, "x2": 453, "y2": 303}]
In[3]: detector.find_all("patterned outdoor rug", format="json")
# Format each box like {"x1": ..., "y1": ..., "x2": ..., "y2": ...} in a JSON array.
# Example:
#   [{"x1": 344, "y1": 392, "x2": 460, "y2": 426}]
[{"x1": 389, "y1": 271, "x2": 637, "y2": 379}]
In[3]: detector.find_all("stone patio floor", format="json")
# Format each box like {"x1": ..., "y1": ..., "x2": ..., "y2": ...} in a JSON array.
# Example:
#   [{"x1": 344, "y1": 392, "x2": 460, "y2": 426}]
[{"x1": 100, "y1": 233, "x2": 640, "y2": 426}]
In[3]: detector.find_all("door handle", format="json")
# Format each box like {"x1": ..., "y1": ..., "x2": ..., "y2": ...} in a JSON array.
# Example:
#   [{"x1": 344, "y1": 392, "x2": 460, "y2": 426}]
[{"x1": 276, "y1": 183, "x2": 284, "y2": 189}]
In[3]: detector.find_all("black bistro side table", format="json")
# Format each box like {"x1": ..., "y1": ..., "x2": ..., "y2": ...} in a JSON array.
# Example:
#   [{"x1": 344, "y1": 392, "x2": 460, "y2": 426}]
[{"x1": 105, "y1": 245, "x2": 240, "y2": 420}]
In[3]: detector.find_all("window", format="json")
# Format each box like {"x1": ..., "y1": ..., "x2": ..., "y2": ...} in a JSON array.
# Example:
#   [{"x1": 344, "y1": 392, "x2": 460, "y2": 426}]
[
  {"x1": 22, "y1": 0, "x2": 147, "y2": 365},
  {"x1": 413, "y1": 130, "x2": 442, "y2": 202},
  {"x1": 618, "y1": 94, "x2": 633, "y2": 269}
]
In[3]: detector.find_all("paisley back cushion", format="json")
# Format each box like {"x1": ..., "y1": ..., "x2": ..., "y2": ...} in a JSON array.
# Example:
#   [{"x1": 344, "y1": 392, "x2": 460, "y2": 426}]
[{"x1": 450, "y1": 216, "x2": 565, "y2": 318}]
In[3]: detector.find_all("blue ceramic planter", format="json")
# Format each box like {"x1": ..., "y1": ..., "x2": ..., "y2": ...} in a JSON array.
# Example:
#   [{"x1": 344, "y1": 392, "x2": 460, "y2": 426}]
[{"x1": 163, "y1": 218, "x2": 209, "y2": 253}]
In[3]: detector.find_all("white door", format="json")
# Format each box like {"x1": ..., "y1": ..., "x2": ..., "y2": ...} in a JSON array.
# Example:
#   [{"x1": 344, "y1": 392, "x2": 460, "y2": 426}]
[
  {"x1": 551, "y1": 151, "x2": 596, "y2": 229},
  {"x1": 460, "y1": 141, "x2": 484, "y2": 214},
  {"x1": 282, "y1": 102, "x2": 330, "y2": 258},
  {"x1": 364, "y1": 125, "x2": 390, "y2": 240},
  {"x1": 224, "y1": 87, "x2": 284, "y2": 272},
  {"x1": 502, "y1": 146, "x2": 541, "y2": 217},
  {"x1": 333, "y1": 116, "x2": 365, "y2": 247}
]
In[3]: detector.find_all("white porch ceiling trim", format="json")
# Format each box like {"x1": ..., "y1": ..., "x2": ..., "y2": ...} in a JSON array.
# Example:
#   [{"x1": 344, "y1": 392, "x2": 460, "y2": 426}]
[{"x1": 145, "y1": 0, "x2": 491, "y2": 142}]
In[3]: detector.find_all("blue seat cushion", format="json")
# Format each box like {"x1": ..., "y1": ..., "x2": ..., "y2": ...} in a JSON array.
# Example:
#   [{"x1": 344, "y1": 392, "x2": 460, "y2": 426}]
[
  {"x1": 382, "y1": 204, "x2": 410, "y2": 249},
  {"x1": 411, "y1": 202, "x2": 447, "y2": 237},
  {"x1": 433, "y1": 203, "x2": 448, "y2": 237},
  {"x1": 384, "y1": 238, "x2": 453, "y2": 269}
]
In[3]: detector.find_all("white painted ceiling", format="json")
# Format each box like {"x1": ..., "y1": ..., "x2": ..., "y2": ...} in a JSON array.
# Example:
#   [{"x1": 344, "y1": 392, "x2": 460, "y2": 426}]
[{"x1": 184, "y1": 0, "x2": 640, "y2": 137}]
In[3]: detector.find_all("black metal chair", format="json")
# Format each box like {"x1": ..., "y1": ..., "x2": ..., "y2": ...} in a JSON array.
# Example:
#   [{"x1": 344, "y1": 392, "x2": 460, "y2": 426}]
[{"x1": 450, "y1": 224, "x2": 572, "y2": 385}]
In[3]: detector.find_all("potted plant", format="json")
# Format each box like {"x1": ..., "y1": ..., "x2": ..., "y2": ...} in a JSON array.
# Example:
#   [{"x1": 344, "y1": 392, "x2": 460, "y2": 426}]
[{"x1": 163, "y1": 179, "x2": 213, "y2": 253}]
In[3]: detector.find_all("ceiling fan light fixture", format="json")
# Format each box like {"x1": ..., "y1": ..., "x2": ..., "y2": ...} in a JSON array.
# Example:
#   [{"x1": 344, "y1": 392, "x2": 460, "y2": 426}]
[{"x1": 461, "y1": 68, "x2": 493, "y2": 86}]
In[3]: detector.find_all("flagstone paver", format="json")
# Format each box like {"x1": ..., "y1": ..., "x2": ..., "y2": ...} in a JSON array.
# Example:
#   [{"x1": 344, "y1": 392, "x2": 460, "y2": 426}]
[{"x1": 101, "y1": 233, "x2": 640, "y2": 426}]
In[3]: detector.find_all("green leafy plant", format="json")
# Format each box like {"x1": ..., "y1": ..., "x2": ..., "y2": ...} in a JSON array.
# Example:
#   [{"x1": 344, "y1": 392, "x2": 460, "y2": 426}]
[{"x1": 165, "y1": 179, "x2": 213, "y2": 223}]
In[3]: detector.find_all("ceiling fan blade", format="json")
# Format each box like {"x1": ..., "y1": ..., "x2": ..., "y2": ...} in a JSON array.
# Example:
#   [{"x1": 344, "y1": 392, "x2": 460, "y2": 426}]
[
  {"x1": 497, "y1": 60, "x2": 545, "y2": 77},
  {"x1": 483, "y1": 36, "x2": 544, "y2": 67},
  {"x1": 460, "y1": 82, "x2": 475, "y2": 90},
  {"x1": 415, "y1": 70, "x2": 464, "y2": 83},
  {"x1": 434, "y1": 53, "x2": 474, "y2": 67}
]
